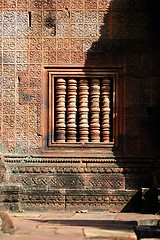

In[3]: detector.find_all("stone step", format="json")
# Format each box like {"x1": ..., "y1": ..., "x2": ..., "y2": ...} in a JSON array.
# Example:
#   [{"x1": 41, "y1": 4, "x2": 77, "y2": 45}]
[
  {"x1": 136, "y1": 225, "x2": 160, "y2": 239},
  {"x1": 138, "y1": 219, "x2": 160, "y2": 226},
  {"x1": 84, "y1": 227, "x2": 137, "y2": 239}
]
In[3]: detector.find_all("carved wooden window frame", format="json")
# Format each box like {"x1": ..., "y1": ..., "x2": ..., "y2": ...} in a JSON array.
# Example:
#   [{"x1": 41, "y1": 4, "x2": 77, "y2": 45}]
[{"x1": 42, "y1": 66, "x2": 124, "y2": 157}]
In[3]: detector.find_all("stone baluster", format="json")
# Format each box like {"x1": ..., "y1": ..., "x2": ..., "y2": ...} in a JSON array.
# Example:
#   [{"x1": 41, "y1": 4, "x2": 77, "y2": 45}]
[
  {"x1": 90, "y1": 78, "x2": 100, "y2": 142},
  {"x1": 55, "y1": 78, "x2": 66, "y2": 142},
  {"x1": 101, "y1": 78, "x2": 110, "y2": 142},
  {"x1": 78, "y1": 78, "x2": 89, "y2": 142},
  {"x1": 66, "y1": 78, "x2": 77, "y2": 142}
]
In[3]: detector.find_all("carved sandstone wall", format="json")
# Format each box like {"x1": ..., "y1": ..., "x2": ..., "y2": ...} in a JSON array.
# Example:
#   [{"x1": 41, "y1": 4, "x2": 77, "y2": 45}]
[
  {"x1": 0, "y1": 0, "x2": 158, "y2": 156},
  {"x1": 0, "y1": 0, "x2": 160, "y2": 211}
]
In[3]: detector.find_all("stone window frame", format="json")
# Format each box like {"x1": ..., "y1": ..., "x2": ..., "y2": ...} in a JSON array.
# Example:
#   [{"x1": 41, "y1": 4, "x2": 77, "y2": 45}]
[{"x1": 42, "y1": 65, "x2": 124, "y2": 157}]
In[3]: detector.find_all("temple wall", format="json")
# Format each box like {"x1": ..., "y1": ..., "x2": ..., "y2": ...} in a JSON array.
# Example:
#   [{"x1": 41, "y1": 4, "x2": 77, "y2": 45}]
[{"x1": 0, "y1": 0, "x2": 160, "y2": 211}]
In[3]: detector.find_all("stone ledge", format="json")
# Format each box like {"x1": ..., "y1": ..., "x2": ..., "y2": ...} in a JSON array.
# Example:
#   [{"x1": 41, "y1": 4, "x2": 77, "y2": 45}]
[
  {"x1": 138, "y1": 219, "x2": 160, "y2": 226},
  {"x1": 84, "y1": 227, "x2": 137, "y2": 239},
  {"x1": 0, "y1": 184, "x2": 139, "y2": 212},
  {"x1": 0, "y1": 184, "x2": 23, "y2": 212}
]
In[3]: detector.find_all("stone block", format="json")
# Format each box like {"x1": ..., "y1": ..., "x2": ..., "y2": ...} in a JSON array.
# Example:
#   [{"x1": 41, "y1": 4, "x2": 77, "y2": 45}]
[
  {"x1": 71, "y1": 39, "x2": 83, "y2": 51},
  {"x1": 3, "y1": 51, "x2": 15, "y2": 63},
  {"x1": 141, "y1": 188, "x2": 159, "y2": 214},
  {"x1": 71, "y1": 24, "x2": 84, "y2": 37},
  {"x1": 57, "y1": 38, "x2": 70, "y2": 50},
  {"x1": 85, "y1": 11, "x2": 98, "y2": 23},
  {"x1": 16, "y1": 141, "x2": 28, "y2": 154},
  {"x1": 43, "y1": 0, "x2": 56, "y2": 9},
  {"x1": 138, "y1": 219, "x2": 160, "y2": 226},
  {"x1": 30, "y1": 24, "x2": 42, "y2": 37},
  {"x1": 2, "y1": 141, "x2": 16, "y2": 153},
  {"x1": 86, "y1": 174, "x2": 125, "y2": 189},
  {"x1": 125, "y1": 25, "x2": 138, "y2": 39},
  {"x1": 2, "y1": 11, "x2": 29, "y2": 38},
  {"x1": 0, "y1": 165, "x2": 6, "y2": 183},
  {"x1": 3, "y1": 127, "x2": 15, "y2": 142},
  {"x1": 3, "y1": 77, "x2": 15, "y2": 90},
  {"x1": 31, "y1": 10, "x2": 42, "y2": 23},
  {"x1": 111, "y1": 0, "x2": 125, "y2": 11},
  {"x1": 3, "y1": 0, "x2": 16, "y2": 9},
  {"x1": 71, "y1": 11, "x2": 84, "y2": 23},
  {"x1": 43, "y1": 38, "x2": 56, "y2": 50},
  {"x1": 16, "y1": 129, "x2": 28, "y2": 141},
  {"x1": 0, "y1": 184, "x2": 23, "y2": 211},
  {"x1": 16, "y1": 39, "x2": 28, "y2": 50},
  {"x1": 84, "y1": 24, "x2": 97, "y2": 37},
  {"x1": 48, "y1": 175, "x2": 85, "y2": 190},
  {"x1": 57, "y1": 24, "x2": 70, "y2": 38},
  {"x1": 21, "y1": 189, "x2": 65, "y2": 211},
  {"x1": 57, "y1": 11, "x2": 69, "y2": 23},
  {"x1": 16, "y1": 51, "x2": 28, "y2": 64},
  {"x1": 17, "y1": 11, "x2": 28, "y2": 24},
  {"x1": 30, "y1": 51, "x2": 42, "y2": 63},
  {"x1": 30, "y1": 38, "x2": 42, "y2": 51},
  {"x1": 126, "y1": 0, "x2": 139, "y2": 11},
  {"x1": 3, "y1": 39, "x2": 15, "y2": 50},
  {"x1": 29, "y1": 77, "x2": 41, "y2": 89},
  {"x1": 43, "y1": 51, "x2": 56, "y2": 64},
  {"x1": 17, "y1": 0, "x2": 29, "y2": 9},
  {"x1": 57, "y1": 51, "x2": 70, "y2": 63},
  {"x1": 29, "y1": 70, "x2": 41, "y2": 78},
  {"x1": 65, "y1": 189, "x2": 138, "y2": 212},
  {"x1": 43, "y1": 27, "x2": 56, "y2": 37},
  {"x1": 85, "y1": 0, "x2": 97, "y2": 9},
  {"x1": 71, "y1": 51, "x2": 84, "y2": 64},
  {"x1": 57, "y1": 0, "x2": 69, "y2": 10},
  {"x1": 29, "y1": 64, "x2": 41, "y2": 71},
  {"x1": 98, "y1": 0, "x2": 111, "y2": 9},
  {"x1": 29, "y1": 135, "x2": 42, "y2": 149},
  {"x1": 3, "y1": 12, "x2": 15, "y2": 22},
  {"x1": 17, "y1": 26, "x2": 28, "y2": 38},
  {"x1": 71, "y1": 0, "x2": 83, "y2": 9},
  {"x1": 83, "y1": 38, "x2": 98, "y2": 52},
  {"x1": 16, "y1": 120, "x2": 28, "y2": 130},
  {"x1": 84, "y1": 228, "x2": 137, "y2": 240},
  {"x1": 3, "y1": 115, "x2": 15, "y2": 128},
  {"x1": 112, "y1": 24, "x2": 125, "y2": 39},
  {"x1": 136, "y1": 225, "x2": 160, "y2": 239},
  {"x1": 30, "y1": 0, "x2": 42, "y2": 9},
  {"x1": 85, "y1": 52, "x2": 98, "y2": 64}
]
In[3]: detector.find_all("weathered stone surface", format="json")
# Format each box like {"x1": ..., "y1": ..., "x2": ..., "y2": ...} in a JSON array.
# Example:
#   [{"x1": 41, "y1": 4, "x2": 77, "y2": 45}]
[
  {"x1": 0, "y1": 184, "x2": 23, "y2": 211},
  {"x1": 84, "y1": 228, "x2": 137, "y2": 239},
  {"x1": 0, "y1": 0, "x2": 159, "y2": 212},
  {"x1": 138, "y1": 219, "x2": 160, "y2": 226}
]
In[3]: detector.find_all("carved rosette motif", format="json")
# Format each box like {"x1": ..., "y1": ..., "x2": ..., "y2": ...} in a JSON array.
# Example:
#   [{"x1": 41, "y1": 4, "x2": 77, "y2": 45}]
[
  {"x1": 78, "y1": 78, "x2": 89, "y2": 142},
  {"x1": 66, "y1": 78, "x2": 77, "y2": 142},
  {"x1": 90, "y1": 78, "x2": 100, "y2": 142},
  {"x1": 101, "y1": 78, "x2": 111, "y2": 142},
  {"x1": 55, "y1": 78, "x2": 66, "y2": 142}
]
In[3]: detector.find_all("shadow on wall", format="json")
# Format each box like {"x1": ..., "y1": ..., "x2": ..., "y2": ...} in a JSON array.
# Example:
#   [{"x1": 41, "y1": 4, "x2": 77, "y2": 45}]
[
  {"x1": 85, "y1": 0, "x2": 151, "y2": 66},
  {"x1": 85, "y1": 0, "x2": 160, "y2": 156},
  {"x1": 85, "y1": 0, "x2": 160, "y2": 154},
  {"x1": 84, "y1": 0, "x2": 160, "y2": 212},
  {"x1": 84, "y1": 0, "x2": 151, "y2": 156}
]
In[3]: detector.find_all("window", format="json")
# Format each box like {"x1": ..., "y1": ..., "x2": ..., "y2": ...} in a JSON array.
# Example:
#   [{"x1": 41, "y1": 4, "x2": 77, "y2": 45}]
[{"x1": 43, "y1": 66, "x2": 122, "y2": 156}]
